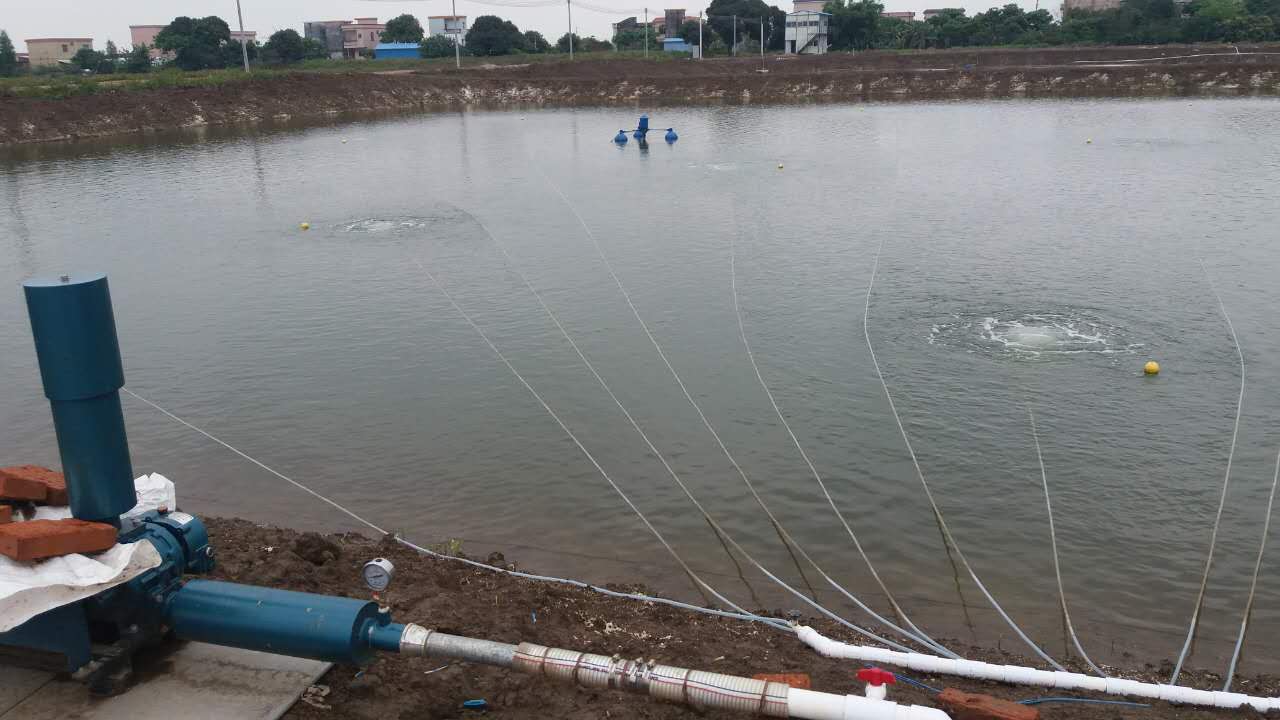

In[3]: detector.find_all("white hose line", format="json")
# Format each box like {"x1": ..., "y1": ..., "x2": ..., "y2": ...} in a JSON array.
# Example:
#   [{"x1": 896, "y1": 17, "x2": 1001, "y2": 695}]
[
  {"x1": 121, "y1": 387, "x2": 391, "y2": 536},
  {"x1": 538, "y1": 172, "x2": 940, "y2": 655},
  {"x1": 862, "y1": 236, "x2": 1066, "y2": 672},
  {"x1": 1222, "y1": 443, "x2": 1280, "y2": 690},
  {"x1": 1073, "y1": 51, "x2": 1280, "y2": 64},
  {"x1": 415, "y1": 256, "x2": 922, "y2": 648},
  {"x1": 796, "y1": 625, "x2": 1280, "y2": 712},
  {"x1": 122, "y1": 387, "x2": 791, "y2": 629},
  {"x1": 459, "y1": 211, "x2": 935, "y2": 652},
  {"x1": 1027, "y1": 406, "x2": 1106, "y2": 677},
  {"x1": 1170, "y1": 256, "x2": 1246, "y2": 684},
  {"x1": 730, "y1": 231, "x2": 957, "y2": 660},
  {"x1": 410, "y1": 257, "x2": 773, "y2": 625}
]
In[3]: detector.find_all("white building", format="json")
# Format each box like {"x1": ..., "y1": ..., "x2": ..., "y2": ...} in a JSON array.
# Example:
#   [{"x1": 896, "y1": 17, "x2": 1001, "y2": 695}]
[
  {"x1": 428, "y1": 15, "x2": 467, "y2": 40},
  {"x1": 785, "y1": 11, "x2": 829, "y2": 54}
]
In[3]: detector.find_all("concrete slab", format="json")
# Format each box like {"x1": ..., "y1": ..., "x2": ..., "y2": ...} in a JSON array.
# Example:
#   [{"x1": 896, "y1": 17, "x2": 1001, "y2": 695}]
[
  {"x1": 1, "y1": 642, "x2": 330, "y2": 720},
  {"x1": 0, "y1": 666, "x2": 53, "y2": 715}
]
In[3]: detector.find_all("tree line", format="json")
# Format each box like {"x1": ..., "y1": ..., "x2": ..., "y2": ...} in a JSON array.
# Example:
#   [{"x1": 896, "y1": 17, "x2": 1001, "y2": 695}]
[
  {"x1": 4, "y1": 0, "x2": 1276, "y2": 79},
  {"x1": 827, "y1": 0, "x2": 1280, "y2": 50}
]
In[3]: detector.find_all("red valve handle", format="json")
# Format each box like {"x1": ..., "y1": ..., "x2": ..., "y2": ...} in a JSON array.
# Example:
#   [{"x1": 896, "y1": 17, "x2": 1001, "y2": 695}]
[{"x1": 856, "y1": 668, "x2": 897, "y2": 687}]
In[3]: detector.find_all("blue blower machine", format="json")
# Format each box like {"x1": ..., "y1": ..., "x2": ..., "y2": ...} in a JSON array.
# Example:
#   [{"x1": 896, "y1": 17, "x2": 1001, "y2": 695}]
[{"x1": 0, "y1": 274, "x2": 420, "y2": 695}]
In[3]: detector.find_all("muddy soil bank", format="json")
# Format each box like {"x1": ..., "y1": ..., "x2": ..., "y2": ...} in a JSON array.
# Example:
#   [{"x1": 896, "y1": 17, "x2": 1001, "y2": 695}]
[
  {"x1": 201, "y1": 517, "x2": 1276, "y2": 720},
  {"x1": 4, "y1": 45, "x2": 1280, "y2": 146}
]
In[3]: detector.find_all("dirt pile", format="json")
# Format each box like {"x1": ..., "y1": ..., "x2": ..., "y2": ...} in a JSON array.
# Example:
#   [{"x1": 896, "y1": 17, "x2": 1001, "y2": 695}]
[{"x1": 202, "y1": 517, "x2": 1276, "y2": 720}]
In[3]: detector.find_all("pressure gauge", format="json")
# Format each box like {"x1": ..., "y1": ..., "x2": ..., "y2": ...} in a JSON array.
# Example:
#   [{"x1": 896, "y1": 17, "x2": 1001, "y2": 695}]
[{"x1": 362, "y1": 558, "x2": 395, "y2": 592}]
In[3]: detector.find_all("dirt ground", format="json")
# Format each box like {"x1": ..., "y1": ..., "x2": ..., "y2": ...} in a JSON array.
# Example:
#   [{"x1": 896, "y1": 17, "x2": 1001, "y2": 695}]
[
  {"x1": 5, "y1": 45, "x2": 1280, "y2": 146},
  {"x1": 202, "y1": 517, "x2": 1277, "y2": 720}
]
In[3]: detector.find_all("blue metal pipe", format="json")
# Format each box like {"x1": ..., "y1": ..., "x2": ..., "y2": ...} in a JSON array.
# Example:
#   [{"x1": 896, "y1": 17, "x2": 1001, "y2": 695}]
[
  {"x1": 164, "y1": 580, "x2": 398, "y2": 665},
  {"x1": 23, "y1": 273, "x2": 135, "y2": 524}
]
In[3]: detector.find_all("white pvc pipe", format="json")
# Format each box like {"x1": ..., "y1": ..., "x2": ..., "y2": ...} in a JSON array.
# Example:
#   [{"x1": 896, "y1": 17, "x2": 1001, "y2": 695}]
[
  {"x1": 789, "y1": 689, "x2": 951, "y2": 720},
  {"x1": 512, "y1": 640, "x2": 951, "y2": 719},
  {"x1": 796, "y1": 626, "x2": 1280, "y2": 712}
]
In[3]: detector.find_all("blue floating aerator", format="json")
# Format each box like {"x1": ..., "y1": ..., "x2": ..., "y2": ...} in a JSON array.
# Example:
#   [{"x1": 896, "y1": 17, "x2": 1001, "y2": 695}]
[
  {"x1": 665, "y1": 128, "x2": 678, "y2": 143},
  {"x1": 633, "y1": 114, "x2": 650, "y2": 139},
  {"x1": 614, "y1": 130, "x2": 628, "y2": 144}
]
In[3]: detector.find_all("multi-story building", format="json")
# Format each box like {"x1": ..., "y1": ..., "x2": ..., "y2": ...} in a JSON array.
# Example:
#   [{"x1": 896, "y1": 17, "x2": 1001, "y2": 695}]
[
  {"x1": 922, "y1": 8, "x2": 962, "y2": 19},
  {"x1": 427, "y1": 15, "x2": 467, "y2": 40},
  {"x1": 304, "y1": 17, "x2": 386, "y2": 59},
  {"x1": 785, "y1": 11, "x2": 828, "y2": 54},
  {"x1": 24, "y1": 38, "x2": 92, "y2": 67},
  {"x1": 882, "y1": 11, "x2": 918, "y2": 20},
  {"x1": 129, "y1": 24, "x2": 165, "y2": 54},
  {"x1": 342, "y1": 18, "x2": 386, "y2": 58},
  {"x1": 793, "y1": 0, "x2": 828, "y2": 13},
  {"x1": 229, "y1": 30, "x2": 258, "y2": 44},
  {"x1": 304, "y1": 20, "x2": 348, "y2": 58}
]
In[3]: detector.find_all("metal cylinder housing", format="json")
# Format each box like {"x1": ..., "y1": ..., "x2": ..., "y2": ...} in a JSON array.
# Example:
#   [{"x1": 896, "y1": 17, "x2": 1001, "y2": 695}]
[{"x1": 23, "y1": 273, "x2": 135, "y2": 524}]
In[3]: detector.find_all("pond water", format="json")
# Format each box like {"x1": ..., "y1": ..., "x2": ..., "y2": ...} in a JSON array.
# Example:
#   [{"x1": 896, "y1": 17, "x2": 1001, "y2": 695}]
[{"x1": 3, "y1": 98, "x2": 1280, "y2": 673}]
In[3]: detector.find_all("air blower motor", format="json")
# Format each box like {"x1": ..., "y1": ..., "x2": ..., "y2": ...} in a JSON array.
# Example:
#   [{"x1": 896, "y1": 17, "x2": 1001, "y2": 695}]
[{"x1": 0, "y1": 274, "x2": 409, "y2": 695}]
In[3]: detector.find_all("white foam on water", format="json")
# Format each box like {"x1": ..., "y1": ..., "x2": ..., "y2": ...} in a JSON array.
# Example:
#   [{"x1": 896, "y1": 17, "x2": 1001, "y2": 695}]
[
  {"x1": 339, "y1": 217, "x2": 434, "y2": 233},
  {"x1": 931, "y1": 311, "x2": 1142, "y2": 360}
]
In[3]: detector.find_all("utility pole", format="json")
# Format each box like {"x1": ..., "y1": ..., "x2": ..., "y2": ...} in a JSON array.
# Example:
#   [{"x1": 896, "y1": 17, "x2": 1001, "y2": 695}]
[
  {"x1": 732, "y1": 15, "x2": 736, "y2": 57},
  {"x1": 698, "y1": 12, "x2": 703, "y2": 59},
  {"x1": 234, "y1": 0, "x2": 250, "y2": 72},
  {"x1": 644, "y1": 8, "x2": 649, "y2": 58},
  {"x1": 567, "y1": 0, "x2": 574, "y2": 59},
  {"x1": 451, "y1": 0, "x2": 461, "y2": 69}
]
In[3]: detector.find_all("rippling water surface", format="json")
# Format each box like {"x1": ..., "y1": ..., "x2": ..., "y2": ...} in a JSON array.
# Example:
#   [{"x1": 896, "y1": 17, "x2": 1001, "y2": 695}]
[{"x1": 3, "y1": 99, "x2": 1280, "y2": 672}]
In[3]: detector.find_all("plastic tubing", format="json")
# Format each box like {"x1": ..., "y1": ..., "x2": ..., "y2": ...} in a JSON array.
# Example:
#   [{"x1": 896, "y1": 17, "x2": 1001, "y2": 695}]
[{"x1": 796, "y1": 625, "x2": 1280, "y2": 712}]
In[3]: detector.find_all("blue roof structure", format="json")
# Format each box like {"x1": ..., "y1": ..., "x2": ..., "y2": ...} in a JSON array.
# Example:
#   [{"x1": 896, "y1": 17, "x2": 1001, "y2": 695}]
[{"x1": 374, "y1": 43, "x2": 421, "y2": 59}]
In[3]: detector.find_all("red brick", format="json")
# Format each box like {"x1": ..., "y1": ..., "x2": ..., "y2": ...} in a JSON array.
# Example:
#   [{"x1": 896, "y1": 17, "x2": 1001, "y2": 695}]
[
  {"x1": 752, "y1": 673, "x2": 811, "y2": 689},
  {"x1": 0, "y1": 473, "x2": 47, "y2": 502},
  {"x1": 0, "y1": 466, "x2": 67, "y2": 506},
  {"x1": 938, "y1": 689, "x2": 1040, "y2": 720},
  {"x1": 0, "y1": 519, "x2": 117, "y2": 562},
  {"x1": 0, "y1": 506, "x2": 11, "y2": 524}
]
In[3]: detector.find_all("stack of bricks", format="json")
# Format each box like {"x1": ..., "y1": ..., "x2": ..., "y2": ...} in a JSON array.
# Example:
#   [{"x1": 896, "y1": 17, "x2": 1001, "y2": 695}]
[{"x1": 0, "y1": 465, "x2": 118, "y2": 562}]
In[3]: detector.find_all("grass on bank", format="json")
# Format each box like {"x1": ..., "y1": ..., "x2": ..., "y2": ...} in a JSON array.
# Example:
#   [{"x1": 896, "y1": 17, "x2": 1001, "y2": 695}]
[{"x1": 0, "y1": 51, "x2": 691, "y2": 100}]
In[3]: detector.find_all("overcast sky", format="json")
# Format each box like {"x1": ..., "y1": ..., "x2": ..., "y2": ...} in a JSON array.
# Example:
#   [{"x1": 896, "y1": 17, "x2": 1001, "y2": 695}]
[{"x1": 3, "y1": 0, "x2": 1040, "y2": 53}]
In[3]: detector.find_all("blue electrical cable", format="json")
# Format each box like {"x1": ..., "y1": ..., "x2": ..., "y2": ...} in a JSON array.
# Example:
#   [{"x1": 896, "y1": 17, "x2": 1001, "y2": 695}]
[{"x1": 1020, "y1": 697, "x2": 1151, "y2": 708}]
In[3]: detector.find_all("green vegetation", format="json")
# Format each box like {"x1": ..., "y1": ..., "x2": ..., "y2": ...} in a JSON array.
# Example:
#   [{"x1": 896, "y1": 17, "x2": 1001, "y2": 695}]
[
  {"x1": 465, "y1": 15, "x2": 527, "y2": 55},
  {"x1": 827, "y1": 0, "x2": 1280, "y2": 48},
  {"x1": 557, "y1": 33, "x2": 614, "y2": 52},
  {"x1": 155, "y1": 16, "x2": 233, "y2": 70},
  {"x1": 0, "y1": 31, "x2": 18, "y2": 77},
  {"x1": 3, "y1": 1, "x2": 1277, "y2": 102},
  {"x1": 613, "y1": 26, "x2": 661, "y2": 50},
  {"x1": 383, "y1": 14, "x2": 426, "y2": 44},
  {"x1": 523, "y1": 30, "x2": 553, "y2": 53},
  {"x1": 124, "y1": 44, "x2": 152, "y2": 74},
  {"x1": 72, "y1": 47, "x2": 114, "y2": 74},
  {"x1": 420, "y1": 35, "x2": 458, "y2": 58},
  {"x1": 261, "y1": 29, "x2": 325, "y2": 65}
]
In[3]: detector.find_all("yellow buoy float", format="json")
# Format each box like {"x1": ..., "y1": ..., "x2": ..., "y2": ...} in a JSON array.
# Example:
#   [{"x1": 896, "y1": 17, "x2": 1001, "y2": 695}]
[
  {"x1": 1144, "y1": 360, "x2": 1160, "y2": 375},
  {"x1": 300, "y1": 222, "x2": 311, "y2": 231},
  {"x1": 778, "y1": 163, "x2": 784, "y2": 169}
]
